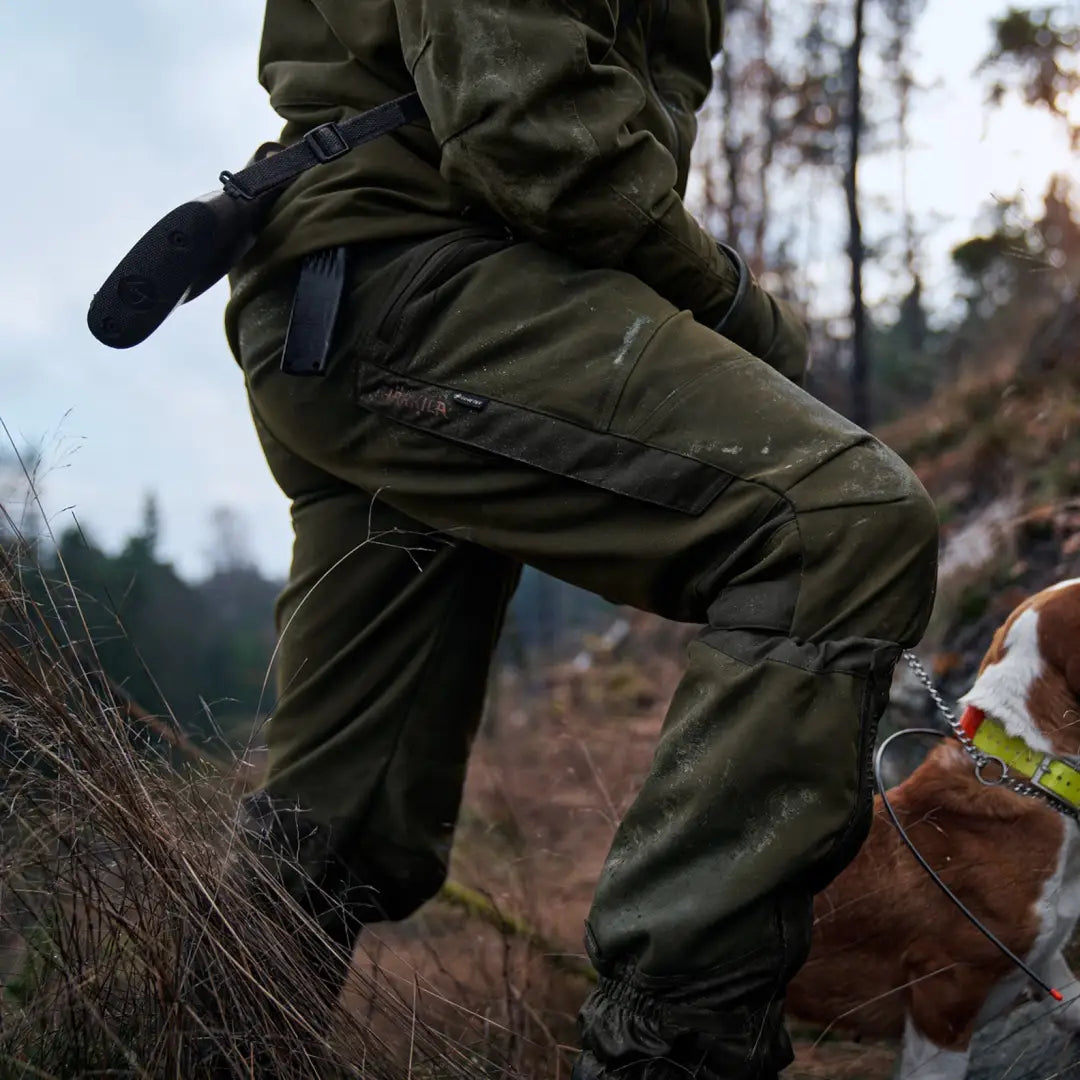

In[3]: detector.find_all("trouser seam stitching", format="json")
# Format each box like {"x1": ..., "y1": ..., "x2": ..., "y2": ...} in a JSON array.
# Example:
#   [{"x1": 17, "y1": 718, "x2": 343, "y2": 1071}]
[
  {"x1": 818, "y1": 655, "x2": 900, "y2": 871},
  {"x1": 787, "y1": 497, "x2": 803, "y2": 636}
]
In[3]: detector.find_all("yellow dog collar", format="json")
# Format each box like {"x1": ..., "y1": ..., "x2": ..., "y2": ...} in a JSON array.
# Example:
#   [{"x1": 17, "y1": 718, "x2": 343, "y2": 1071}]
[{"x1": 959, "y1": 705, "x2": 1080, "y2": 812}]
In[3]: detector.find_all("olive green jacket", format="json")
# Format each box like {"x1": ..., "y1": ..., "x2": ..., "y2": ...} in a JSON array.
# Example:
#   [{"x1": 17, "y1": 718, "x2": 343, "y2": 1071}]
[{"x1": 240, "y1": 1, "x2": 746, "y2": 330}]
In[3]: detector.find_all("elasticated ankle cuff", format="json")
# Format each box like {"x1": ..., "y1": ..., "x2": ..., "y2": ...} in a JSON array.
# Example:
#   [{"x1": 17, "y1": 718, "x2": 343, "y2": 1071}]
[{"x1": 575, "y1": 973, "x2": 790, "y2": 1080}]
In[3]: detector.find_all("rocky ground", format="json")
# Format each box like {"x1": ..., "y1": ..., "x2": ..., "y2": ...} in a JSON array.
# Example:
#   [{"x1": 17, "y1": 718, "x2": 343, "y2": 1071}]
[{"x1": 968, "y1": 1003, "x2": 1080, "y2": 1080}]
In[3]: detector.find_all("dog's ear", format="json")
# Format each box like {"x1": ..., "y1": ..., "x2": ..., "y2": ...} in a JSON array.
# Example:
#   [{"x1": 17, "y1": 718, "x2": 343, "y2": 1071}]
[
  {"x1": 1033, "y1": 586, "x2": 1080, "y2": 748},
  {"x1": 1055, "y1": 645, "x2": 1080, "y2": 744},
  {"x1": 1065, "y1": 648, "x2": 1080, "y2": 699},
  {"x1": 1040, "y1": 588, "x2": 1080, "y2": 696}
]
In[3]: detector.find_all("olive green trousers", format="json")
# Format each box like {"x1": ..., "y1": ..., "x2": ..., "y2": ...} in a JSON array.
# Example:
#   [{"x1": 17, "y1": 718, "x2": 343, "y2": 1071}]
[{"x1": 228, "y1": 226, "x2": 938, "y2": 1074}]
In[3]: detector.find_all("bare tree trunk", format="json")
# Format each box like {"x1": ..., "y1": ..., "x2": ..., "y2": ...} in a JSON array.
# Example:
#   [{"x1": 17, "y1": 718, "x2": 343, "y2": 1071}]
[
  {"x1": 752, "y1": 0, "x2": 776, "y2": 276},
  {"x1": 898, "y1": 66, "x2": 918, "y2": 295},
  {"x1": 892, "y1": 5, "x2": 926, "y2": 354},
  {"x1": 846, "y1": 0, "x2": 869, "y2": 428},
  {"x1": 719, "y1": 48, "x2": 744, "y2": 247}
]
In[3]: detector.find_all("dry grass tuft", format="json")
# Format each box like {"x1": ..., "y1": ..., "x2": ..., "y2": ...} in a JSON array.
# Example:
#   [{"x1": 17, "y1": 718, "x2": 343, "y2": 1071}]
[{"x1": 0, "y1": 540, "x2": 538, "y2": 1079}]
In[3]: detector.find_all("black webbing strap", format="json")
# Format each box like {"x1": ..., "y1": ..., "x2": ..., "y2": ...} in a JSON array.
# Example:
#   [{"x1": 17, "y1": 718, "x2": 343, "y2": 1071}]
[{"x1": 219, "y1": 91, "x2": 426, "y2": 201}]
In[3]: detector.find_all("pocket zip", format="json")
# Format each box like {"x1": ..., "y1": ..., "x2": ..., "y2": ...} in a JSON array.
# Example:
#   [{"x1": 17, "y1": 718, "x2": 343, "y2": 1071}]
[
  {"x1": 376, "y1": 234, "x2": 466, "y2": 344},
  {"x1": 376, "y1": 229, "x2": 511, "y2": 346}
]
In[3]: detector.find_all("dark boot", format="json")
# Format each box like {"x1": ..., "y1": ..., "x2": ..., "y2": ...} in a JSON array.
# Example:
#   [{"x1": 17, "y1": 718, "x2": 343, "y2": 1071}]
[
  {"x1": 570, "y1": 973, "x2": 789, "y2": 1080},
  {"x1": 233, "y1": 789, "x2": 380, "y2": 984},
  {"x1": 183, "y1": 790, "x2": 388, "y2": 1078}
]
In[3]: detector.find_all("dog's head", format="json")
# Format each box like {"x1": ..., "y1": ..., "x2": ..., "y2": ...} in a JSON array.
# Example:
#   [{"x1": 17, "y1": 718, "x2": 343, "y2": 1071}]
[{"x1": 960, "y1": 578, "x2": 1080, "y2": 757}]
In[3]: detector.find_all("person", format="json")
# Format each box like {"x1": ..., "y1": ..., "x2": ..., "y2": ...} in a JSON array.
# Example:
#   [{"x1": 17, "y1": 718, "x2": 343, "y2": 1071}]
[{"x1": 222, "y1": 1, "x2": 940, "y2": 1077}]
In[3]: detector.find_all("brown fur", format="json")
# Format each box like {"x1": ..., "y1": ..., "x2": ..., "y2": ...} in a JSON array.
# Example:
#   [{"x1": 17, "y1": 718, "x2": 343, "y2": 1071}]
[{"x1": 788, "y1": 746, "x2": 1062, "y2": 1048}]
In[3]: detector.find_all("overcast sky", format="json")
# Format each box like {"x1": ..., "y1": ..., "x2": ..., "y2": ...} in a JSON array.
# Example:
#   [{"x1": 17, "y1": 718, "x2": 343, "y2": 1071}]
[{"x1": 2, "y1": 0, "x2": 1077, "y2": 582}]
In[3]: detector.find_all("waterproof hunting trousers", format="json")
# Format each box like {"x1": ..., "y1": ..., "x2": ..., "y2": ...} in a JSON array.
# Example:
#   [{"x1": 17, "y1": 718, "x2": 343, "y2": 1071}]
[{"x1": 228, "y1": 227, "x2": 939, "y2": 1078}]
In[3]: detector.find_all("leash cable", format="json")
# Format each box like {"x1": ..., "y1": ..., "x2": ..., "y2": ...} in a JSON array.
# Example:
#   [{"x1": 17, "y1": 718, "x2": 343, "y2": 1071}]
[{"x1": 875, "y1": 652, "x2": 1065, "y2": 1002}]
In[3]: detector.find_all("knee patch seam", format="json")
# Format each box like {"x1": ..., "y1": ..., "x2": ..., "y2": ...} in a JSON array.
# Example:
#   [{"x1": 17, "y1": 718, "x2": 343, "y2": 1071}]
[
  {"x1": 699, "y1": 493, "x2": 803, "y2": 635},
  {"x1": 700, "y1": 627, "x2": 902, "y2": 677}
]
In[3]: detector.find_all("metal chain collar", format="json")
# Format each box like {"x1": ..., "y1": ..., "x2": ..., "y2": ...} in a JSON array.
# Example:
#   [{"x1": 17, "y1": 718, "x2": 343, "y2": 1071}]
[{"x1": 900, "y1": 650, "x2": 1080, "y2": 820}]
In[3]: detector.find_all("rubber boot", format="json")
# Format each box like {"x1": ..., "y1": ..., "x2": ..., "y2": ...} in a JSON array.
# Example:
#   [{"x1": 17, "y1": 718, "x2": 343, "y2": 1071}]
[{"x1": 183, "y1": 791, "x2": 382, "y2": 1078}]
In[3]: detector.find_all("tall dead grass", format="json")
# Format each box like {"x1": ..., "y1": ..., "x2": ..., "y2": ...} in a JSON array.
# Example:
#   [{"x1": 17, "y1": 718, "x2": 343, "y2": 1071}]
[{"x1": 0, "y1": 537, "x2": 544, "y2": 1079}]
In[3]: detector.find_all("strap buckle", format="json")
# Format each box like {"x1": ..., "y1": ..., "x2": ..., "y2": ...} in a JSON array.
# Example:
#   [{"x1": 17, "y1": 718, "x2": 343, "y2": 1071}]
[
  {"x1": 219, "y1": 169, "x2": 254, "y2": 201},
  {"x1": 1027, "y1": 754, "x2": 1073, "y2": 807},
  {"x1": 1026, "y1": 755, "x2": 1077, "y2": 816},
  {"x1": 1031, "y1": 753, "x2": 1055, "y2": 788},
  {"x1": 303, "y1": 122, "x2": 350, "y2": 163}
]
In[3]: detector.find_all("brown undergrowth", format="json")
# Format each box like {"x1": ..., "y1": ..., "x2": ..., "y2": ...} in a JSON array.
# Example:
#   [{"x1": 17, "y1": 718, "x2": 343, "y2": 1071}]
[{"x1": 0, "y1": 542, "x2": 540, "y2": 1079}]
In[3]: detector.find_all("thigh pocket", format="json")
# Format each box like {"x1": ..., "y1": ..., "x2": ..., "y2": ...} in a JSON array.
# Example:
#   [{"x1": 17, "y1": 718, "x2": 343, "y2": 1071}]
[
  {"x1": 372, "y1": 225, "x2": 515, "y2": 366},
  {"x1": 355, "y1": 361, "x2": 734, "y2": 515}
]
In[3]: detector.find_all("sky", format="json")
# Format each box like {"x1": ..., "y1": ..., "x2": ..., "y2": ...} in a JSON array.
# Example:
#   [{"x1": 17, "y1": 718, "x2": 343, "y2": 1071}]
[{"x1": 2, "y1": 0, "x2": 1077, "y2": 582}]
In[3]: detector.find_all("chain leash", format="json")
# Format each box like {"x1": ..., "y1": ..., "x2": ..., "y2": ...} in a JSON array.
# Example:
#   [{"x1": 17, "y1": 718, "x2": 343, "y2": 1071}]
[{"x1": 900, "y1": 650, "x2": 1078, "y2": 819}]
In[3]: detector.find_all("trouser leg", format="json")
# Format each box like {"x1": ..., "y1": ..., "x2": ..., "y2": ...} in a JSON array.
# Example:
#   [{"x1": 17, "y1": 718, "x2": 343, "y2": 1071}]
[
  {"x1": 194, "y1": 434, "x2": 520, "y2": 1060},
  {"x1": 573, "y1": 450, "x2": 932, "y2": 1078},
  {"x1": 230, "y1": 230, "x2": 939, "y2": 1078},
  {"x1": 255, "y1": 452, "x2": 521, "y2": 910}
]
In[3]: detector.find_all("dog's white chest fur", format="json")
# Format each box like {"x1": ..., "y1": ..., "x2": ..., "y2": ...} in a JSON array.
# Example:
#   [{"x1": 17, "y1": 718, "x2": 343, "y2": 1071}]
[
  {"x1": 961, "y1": 608, "x2": 1054, "y2": 753},
  {"x1": 1031, "y1": 819, "x2": 1080, "y2": 962}
]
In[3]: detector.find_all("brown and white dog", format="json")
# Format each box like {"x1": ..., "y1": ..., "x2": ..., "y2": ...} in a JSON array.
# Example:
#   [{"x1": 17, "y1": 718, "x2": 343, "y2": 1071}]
[{"x1": 787, "y1": 578, "x2": 1080, "y2": 1079}]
